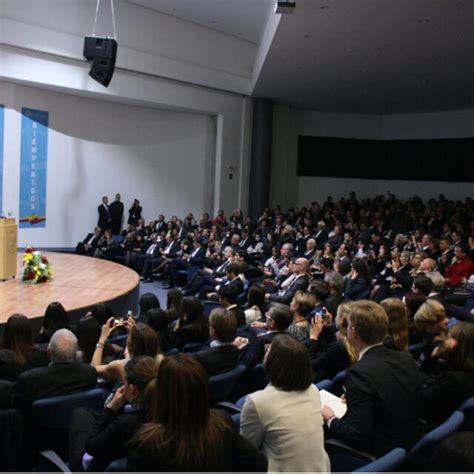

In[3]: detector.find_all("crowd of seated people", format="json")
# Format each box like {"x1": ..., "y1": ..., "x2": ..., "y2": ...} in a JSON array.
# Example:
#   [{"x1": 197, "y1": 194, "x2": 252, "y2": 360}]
[{"x1": 2, "y1": 191, "x2": 474, "y2": 470}]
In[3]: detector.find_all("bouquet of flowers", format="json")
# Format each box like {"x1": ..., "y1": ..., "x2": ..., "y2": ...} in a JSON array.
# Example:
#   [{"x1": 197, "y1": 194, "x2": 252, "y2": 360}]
[{"x1": 22, "y1": 245, "x2": 54, "y2": 284}]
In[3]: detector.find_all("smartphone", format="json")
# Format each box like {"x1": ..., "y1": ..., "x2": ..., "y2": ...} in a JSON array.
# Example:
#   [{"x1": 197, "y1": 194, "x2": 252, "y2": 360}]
[{"x1": 127, "y1": 310, "x2": 133, "y2": 318}]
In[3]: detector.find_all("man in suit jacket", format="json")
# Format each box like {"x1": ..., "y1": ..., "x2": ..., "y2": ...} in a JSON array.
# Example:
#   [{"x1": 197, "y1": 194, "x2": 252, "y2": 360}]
[
  {"x1": 165, "y1": 237, "x2": 207, "y2": 288},
  {"x1": 108, "y1": 194, "x2": 124, "y2": 235},
  {"x1": 193, "y1": 308, "x2": 239, "y2": 377},
  {"x1": 238, "y1": 303, "x2": 293, "y2": 370},
  {"x1": 267, "y1": 258, "x2": 310, "y2": 306},
  {"x1": 12, "y1": 329, "x2": 97, "y2": 414},
  {"x1": 218, "y1": 281, "x2": 246, "y2": 327},
  {"x1": 322, "y1": 300, "x2": 422, "y2": 457},
  {"x1": 76, "y1": 227, "x2": 103, "y2": 255},
  {"x1": 97, "y1": 196, "x2": 110, "y2": 230}
]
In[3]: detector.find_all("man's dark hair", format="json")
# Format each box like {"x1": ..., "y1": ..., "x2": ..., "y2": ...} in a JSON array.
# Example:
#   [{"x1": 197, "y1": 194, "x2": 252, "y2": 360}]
[
  {"x1": 226, "y1": 263, "x2": 241, "y2": 277},
  {"x1": 218, "y1": 284, "x2": 239, "y2": 304},
  {"x1": 413, "y1": 274, "x2": 434, "y2": 296},
  {"x1": 265, "y1": 334, "x2": 313, "y2": 391},
  {"x1": 321, "y1": 257, "x2": 334, "y2": 270},
  {"x1": 309, "y1": 280, "x2": 330, "y2": 302},
  {"x1": 209, "y1": 308, "x2": 237, "y2": 343},
  {"x1": 267, "y1": 303, "x2": 293, "y2": 330}
]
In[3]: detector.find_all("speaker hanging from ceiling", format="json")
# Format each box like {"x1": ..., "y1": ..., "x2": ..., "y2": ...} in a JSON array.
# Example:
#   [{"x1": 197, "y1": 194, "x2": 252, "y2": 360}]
[{"x1": 83, "y1": 0, "x2": 118, "y2": 87}]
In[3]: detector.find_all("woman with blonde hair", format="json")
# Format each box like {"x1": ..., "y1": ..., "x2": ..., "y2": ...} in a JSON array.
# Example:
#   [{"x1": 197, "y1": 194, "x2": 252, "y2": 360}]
[
  {"x1": 287, "y1": 291, "x2": 316, "y2": 342},
  {"x1": 381, "y1": 298, "x2": 409, "y2": 351},
  {"x1": 414, "y1": 299, "x2": 449, "y2": 375},
  {"x1": 309, "y1": 302, "x2": 358, "y2": 381}
]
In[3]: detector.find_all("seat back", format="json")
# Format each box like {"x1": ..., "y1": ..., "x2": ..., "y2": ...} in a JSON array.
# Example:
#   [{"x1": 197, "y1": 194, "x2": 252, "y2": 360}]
[
  {"x1": 315, "y1": 379, "x2": 332, "y2": 391},
  {"x1": 28, "y1": 388, "x2": 109, "y2": 461},
  {"x1": 459, "y1": 396, "x2": 474, "y2": 431},
  {"x1": 353, "y1": 448, "x2": 407, "y2": 472},
  {"x1": 105, "y1": 457, "x2": 128, "y2": 472},
  {"x1": 209, "y1": 365, "x2": 246, "y2": 403},
  {"x1": 181, "y1": 342, "x2": 205, "y2": 353},
  {"x1": 329, "y1": 369, "x2": 347, "y2": 396},
  {"x1": 203, "y1": 301, "x2": 222, "y2": 317},
  {"x1": 0, "y1": 409, "x2": 23, "y2": 471},
  {"x1": 407, "y1": 411, "x2": 464, "y2": 470}
]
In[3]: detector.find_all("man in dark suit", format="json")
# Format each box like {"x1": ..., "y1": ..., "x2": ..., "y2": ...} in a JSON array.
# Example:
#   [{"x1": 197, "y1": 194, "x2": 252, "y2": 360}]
[
  {"x1": 12, "y1": 329, "x2": 97, "y2": 414},
  {"x1": 76, "y1": 227, "x2": 103, "y2": 255},
  {"x1": 108, "y1": 194, "x2": 124, "y2": 235},
  {"x1": 218, "y1": 281, "x2": 246, "y2": 327},
  {"x1": 135, "y1": 233, "x2": 161, "y2": 278},
  {"x1": 193, "y1": 308, "x2": 239, "y2": 377},
  {"x1": 238, "y1": 303, "x2": 293, "y2": 370},
  {"x1": 97, "y1": 196, "x2": 110, "y2": 230},
  {"x1": 322, "y1": 300, "x2": 422, "y2": 457},
  {"x1": 165, "y1": 237, "x2": 206, "y2": 288},
  {"x1": 267, "y1": 258, "x2": 310, "y2": 305}
]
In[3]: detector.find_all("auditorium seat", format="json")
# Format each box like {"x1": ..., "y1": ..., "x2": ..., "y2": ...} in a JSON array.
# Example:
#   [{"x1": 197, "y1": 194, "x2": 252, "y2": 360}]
[
  {"x1": 181, "y1": 342, "x2": 206, "y2": 353},
  {"x1": 327, "y1": 369, "x2": 347, "y2": 396},
  {"x1": 209, "y1": 365, "x2": 246, "y2": 403},
  {"x1": 459, "y1": 396, "x2": 474, "y2": 430},
  {"x1": 203, "y1": 300, "x2": 222, "y2": 317},
  {"x1": 28, "y1": 388, "x2": 110, "y2": 461},
  {"x1": 324, "y1": 438, "x2": 375, "y2": 472},
  {"x1": 406, "y1": 410, "x2": 465, "y2": 470},
  {"x1": 353, "y1": 447, "x2": 407, "y2": 472}
]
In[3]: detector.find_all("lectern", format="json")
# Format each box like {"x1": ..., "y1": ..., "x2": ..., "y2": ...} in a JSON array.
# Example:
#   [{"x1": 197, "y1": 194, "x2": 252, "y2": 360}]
[{"x1": 0, "y1": 218, "x2": 18, "y2": 280}]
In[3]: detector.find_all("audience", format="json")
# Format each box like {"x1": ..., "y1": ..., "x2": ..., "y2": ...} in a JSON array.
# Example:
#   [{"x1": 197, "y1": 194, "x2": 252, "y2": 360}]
[
  {"x1": 380, "y1": 298, "x2": 409, "y2": 351},
  {"x1": 193, "y1": 308, "x2": 239, "y2": 377},
  {"x1": 127, "y1": 354, "x2": 267, "y2": 471},
  {"x1": 12, "y1": 329, "x2": 97, "y2": 413},
  {"x1": 322, "y1": 300, "x2": 423, "y2": 457},
  {"x1": 240, "y1": 334, "x2": 330, "y2": 472},
  {"x1": 0, "y1": 314, "x2": 49, "y2": 381},
  {"x1": 170, "y1": 297, "x2": 208, "y2": 350},
  {"x1": 69, "y1": 355, "x2": 159, "y2": 471},
  {"x1": 287, "y1": 290, "x2": 316, "y2": 341},
  {"x1": 36, "y1": 301, "x2": 71, "y2": 344},
  {"x1": 244, "y1": 285, "x2": 266, "y2": 324}
]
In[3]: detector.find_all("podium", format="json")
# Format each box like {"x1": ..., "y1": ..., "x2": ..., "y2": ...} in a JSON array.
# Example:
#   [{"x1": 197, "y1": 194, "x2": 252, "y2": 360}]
[{"x1": 0, "y1": 218, "x2": 18, "y2": 280}]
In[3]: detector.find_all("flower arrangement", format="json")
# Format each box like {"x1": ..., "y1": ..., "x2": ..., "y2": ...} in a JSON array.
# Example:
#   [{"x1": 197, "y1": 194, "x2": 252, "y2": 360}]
[{"x1": 22, "y1": 245, "x2": 54, "y2": 284}]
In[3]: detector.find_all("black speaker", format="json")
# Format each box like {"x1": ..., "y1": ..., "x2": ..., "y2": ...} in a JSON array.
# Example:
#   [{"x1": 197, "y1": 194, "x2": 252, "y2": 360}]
[{"x1": 83, "y1": 36, "x2": 117, "y2": 87}]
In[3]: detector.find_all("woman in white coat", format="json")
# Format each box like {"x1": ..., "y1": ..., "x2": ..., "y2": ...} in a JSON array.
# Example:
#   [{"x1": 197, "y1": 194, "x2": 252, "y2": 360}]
[{"x1": 240, "y1": 334, "x2": 330, "y2": 472}]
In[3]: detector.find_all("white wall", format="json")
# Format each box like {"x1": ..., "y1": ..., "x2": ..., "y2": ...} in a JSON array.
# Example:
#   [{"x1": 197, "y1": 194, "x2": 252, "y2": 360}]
[
  {"x1": 0, "y1": 82, "x2": 216, "y2": 248},
  {"x1": 271, "y1": 105, "x2": 474, "y2": 209}
]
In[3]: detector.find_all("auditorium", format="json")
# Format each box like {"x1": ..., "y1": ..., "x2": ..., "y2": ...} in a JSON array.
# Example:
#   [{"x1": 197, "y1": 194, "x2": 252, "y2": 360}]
[{"x1": 0, "y1": 0, "x2": 473, "y2": 471}]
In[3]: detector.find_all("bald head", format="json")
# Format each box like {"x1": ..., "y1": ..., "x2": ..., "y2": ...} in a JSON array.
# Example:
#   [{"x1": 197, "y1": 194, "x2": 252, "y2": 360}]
[
  {"x1": 294, "y1": 258, "x2": 309, "y2": 275},
  {"x1": 49, "y1": 329, "x2": 78, "y2": 363},
  {"x1": 419, "y1": 258, "x2": 437, "y2": 273}
]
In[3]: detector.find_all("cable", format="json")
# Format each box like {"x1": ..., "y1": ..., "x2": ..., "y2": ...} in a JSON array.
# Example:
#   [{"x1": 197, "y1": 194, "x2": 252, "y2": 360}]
[
  {"x1": 110, "y1": 0, "x2": 117, "y2": 39},
  {"x1": 91, "y1": 0, "x2": 117, "y2": 39},
  {"x1": 92, "y1": 0, "x2": 101, "y2": 36}
]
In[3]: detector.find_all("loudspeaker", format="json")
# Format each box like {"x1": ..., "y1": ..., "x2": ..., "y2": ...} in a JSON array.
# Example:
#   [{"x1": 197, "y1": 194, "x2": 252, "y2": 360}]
[{"x1": 83, "y1": 36, "x2": 117, "y2": 87}]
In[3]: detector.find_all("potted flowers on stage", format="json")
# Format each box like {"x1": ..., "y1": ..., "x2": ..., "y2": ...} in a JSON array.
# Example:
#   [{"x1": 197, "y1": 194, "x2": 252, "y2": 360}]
[{"x1": 22, "y1": 245, "x2": 54, "y2": 284}]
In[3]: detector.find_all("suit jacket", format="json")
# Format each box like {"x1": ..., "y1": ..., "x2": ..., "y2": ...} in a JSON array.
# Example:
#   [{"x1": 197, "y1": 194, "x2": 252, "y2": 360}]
[
  {"x1": 271, "y1": 274, "x2": 309, "y2": 305},
  {"x1": 108, "y1": 201, "x2": 124, "y2": 222},
  {"x1": 328, "y1": 345, "x2": 422, "y2": 457},
  {"x1": 12, "y1": 362, "x2": 98, "y2": 414},
  {"x1": 239, "y1": 331, "x2": 286, "y2": 370},
  {"x1": 193, "y1": 344, "x2": 239, "y2": 377},
  {"x1": 162, "y1": 240, "x2": 180, "y2": 258},
  {"x1": 97, "y1": 204, "x2": 109, "y2": 229},
  {"x1": 189, "y1": 247, "x2": 206, "y2": 267}
]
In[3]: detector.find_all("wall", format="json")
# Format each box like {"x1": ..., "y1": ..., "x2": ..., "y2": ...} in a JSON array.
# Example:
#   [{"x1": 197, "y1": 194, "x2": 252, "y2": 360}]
[
  {"x1": 271, "y1": 105, "x2": 474, "y2": 209},
  {"x1": 0, "y1": 82, "x2": 216, "y2": 248}
]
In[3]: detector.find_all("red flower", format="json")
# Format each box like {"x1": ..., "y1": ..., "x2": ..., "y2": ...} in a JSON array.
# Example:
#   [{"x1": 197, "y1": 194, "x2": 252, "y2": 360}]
[
  {"x1": 27, "y1": 272, "x2": 35, "y2": 279},
  {"x1": 42, "y1": 256, "x2": 48, "y2": 263},
  {"x1": 25, "y1": 248, "x2": 33, "y2": 254},
  {"x1": 38, "y1": 276, "x2": 48, "y2": 283}
]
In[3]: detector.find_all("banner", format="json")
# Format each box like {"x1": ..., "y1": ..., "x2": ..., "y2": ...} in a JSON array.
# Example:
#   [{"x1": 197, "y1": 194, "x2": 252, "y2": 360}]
[
  {"x1": 19, "y1": 107, "x2": 49, "y2": 228},
  {"x1": 0, "y1": 105, "x2": 3, "y2": 215}
]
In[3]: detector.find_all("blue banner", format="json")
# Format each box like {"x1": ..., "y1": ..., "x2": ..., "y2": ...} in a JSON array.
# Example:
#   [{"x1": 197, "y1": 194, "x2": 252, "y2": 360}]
[
  {"x1": 19, "y1": 107, "x2": 49, "y2": 228},
  {"x1": 0, "y1": 105, "x2": 4, "y2": 215}
]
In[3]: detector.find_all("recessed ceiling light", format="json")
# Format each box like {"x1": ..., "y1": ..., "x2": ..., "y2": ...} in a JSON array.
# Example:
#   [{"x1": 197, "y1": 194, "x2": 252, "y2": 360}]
[
  {"x1": 304, "y1": 34, "x2": 311, "y2": 38},
  {"x1": 320, "y1": 5, "x2": 330, "y2": 9},
  {"x1": 211, "y1": 20, "x2": 217, "y2": 24},
  {"x1": 417, "y1": 18, "x2": 430, "y2": 24}
]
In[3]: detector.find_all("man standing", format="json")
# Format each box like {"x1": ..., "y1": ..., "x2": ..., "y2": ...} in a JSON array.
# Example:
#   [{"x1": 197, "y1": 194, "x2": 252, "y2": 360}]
[
  {"x1": 322, "y1": 300, "x2": 422, "y2": 457},
  {"x1": 109, "y1": 194, "x2": 124, "y2": 235},
  {"x1": 97, "y1": 196, "x2": 110, "y2": 230}
]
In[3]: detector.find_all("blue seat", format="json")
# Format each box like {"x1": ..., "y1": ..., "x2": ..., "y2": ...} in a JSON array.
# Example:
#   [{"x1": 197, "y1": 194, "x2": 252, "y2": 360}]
[
  {"x1": 458, "y1": 396, "x2": 474, "y2": 430},
  {"x1": 325, "y1": 439, "x2": 375, "y2": 472},
  {"x1": 409, "y1": 342, "x2": 425, "y2": 360},
  {"x1": 165, "y1": 347, "x2": 178, "y2": 356},
  {"x1": 29, "y1": 388, "x2": 109, "y2": 459},
  {"x1": 209, "y1": 365, "x2": 246, "y2": 403},
  {"x1": 406, "y1": 411, "x2": 465, "y2": 470},
  {"x1": 105, "y1": 457, "x2": 128, "y2": 472},
  {"x1": 203, "y1": 300, "x2": 222, "y2": 317},
  {"x1": 315, "y1": 379, "x2": 332, "y2": 391},
  {"x1": 181, "y1": 342, "x2": 205, "y2": 353},
  {"x1": 113, "y1": 235, "x2": 124, "y2": 244},
  {"x1": 353, "y1": 447, "x2": 407, "y2": 472},
  {"x1": 328, "y1": 369, "x2": 347, "y2": 396}
]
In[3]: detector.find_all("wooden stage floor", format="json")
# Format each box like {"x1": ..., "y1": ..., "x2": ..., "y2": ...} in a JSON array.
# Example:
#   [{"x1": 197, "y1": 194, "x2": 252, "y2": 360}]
[{"x1": 0, "y1": 252, "x2": 139, "y2": 325}]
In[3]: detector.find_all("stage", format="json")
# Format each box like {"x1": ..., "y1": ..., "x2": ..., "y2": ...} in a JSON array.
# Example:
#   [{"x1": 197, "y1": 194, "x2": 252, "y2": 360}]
[{"x1": 0, "y1": 252, "x2": 140, "y2": 327}]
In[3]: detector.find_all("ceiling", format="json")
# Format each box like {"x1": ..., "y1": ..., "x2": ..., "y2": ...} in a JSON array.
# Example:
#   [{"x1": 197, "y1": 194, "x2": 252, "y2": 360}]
[
  {"x1": 254, "y1": 0, "x2": 474, "y2": 114},
  {"x1": 128, "y1": 0, "x2": 274, "y2": 44}
]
